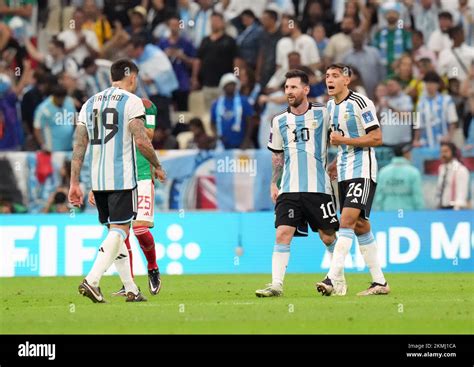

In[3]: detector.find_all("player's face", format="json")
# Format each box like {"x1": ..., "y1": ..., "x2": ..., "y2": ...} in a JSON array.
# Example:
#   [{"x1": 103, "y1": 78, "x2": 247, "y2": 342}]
[
  {"x1": 325, "y1": 68, "x2": 350, "y2": 96},
  {"x1": 285, "y1": 77, "x2": 309, "y2": 107}
]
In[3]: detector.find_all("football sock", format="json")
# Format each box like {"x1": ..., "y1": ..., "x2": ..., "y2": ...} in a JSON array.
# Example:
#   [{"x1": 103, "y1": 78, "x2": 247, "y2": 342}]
[
  {"x1": 124, "y1": 235, "x2": 133, "y2": 278},
  {"x1": 114, "y1": 238, "x2": 139, "y2": 294},
  {"x1": 133, "y1": 226, "x2": 158, "y2": 271},
  {"x1": 326, "y1": 238, "x2": 336, "y2": 262},
  {"x1": 86, "y1": 228, "x2": 126, "y2": 287},
  {"x1": 327, "y1": 228, "x2": 354, "y2": 281},
  {"x1": 272, "y1": 244, "x2": 290, "y2": 287},
  {"x1": 358, "y1": 231, "x2": 386, "y2": 285}
]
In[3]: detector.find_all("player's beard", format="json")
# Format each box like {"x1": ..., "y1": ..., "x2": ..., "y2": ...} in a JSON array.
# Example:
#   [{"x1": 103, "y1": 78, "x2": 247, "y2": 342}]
[{"x1": 287, "y1": 94, "x2": 304, "y2": 107}]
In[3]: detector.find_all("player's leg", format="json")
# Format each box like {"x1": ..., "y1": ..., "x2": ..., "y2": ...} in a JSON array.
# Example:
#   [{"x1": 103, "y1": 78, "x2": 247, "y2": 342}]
[
  {"x1": 133, "y1": 179, "x2": 161, "y2": 295},
  {"x1": 111, "y1": 234, "x2": 133, "y2": 297},
  {"x1": 355, "y1": 219, "x2": 390, "y2": 296},
  {"x1": 256, "y1": 193, "x2": 301, "y2": 297},
  {"x1": 256, "y1": 225, "x2": 296, "y2": 297}
]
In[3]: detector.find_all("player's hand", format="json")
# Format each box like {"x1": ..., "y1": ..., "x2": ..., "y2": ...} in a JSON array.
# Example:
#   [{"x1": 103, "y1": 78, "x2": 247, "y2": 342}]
[
  {"x1": 68, "y1": 184, "x2": 84, "y2": 207},
  {"x1": 270, "y1": 183, "x2": 279, "y2": 204},
  {"x1": 155, "y1": 166, "x2": 166, "y2": 183},
  {"x1": 88, "y1": 191, "x2": 96, "y2": 206},
  {"x1": 330, "y1": 132, "x2": 347, "y2": 146}
]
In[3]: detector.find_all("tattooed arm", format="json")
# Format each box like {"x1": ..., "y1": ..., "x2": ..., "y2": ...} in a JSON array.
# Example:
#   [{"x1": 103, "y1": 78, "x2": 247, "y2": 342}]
[
  {"x1": 271, "y1": 151, "x2": 284, "y2": 203},
  {"x1": 71, "y1": 125, "x2": 89, "y2": 185},
  {"x1": 69, "y1": 125, "x2": 89, "y2": 206}
]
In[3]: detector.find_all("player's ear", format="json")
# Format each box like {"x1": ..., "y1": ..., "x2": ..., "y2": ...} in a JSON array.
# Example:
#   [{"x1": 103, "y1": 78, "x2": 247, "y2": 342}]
[{"x1": 304, "y1": 84, "x2": 310, "y2": 95}]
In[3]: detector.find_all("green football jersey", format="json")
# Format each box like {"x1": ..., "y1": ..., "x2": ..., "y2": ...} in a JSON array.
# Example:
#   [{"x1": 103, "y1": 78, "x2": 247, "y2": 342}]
[{"x1": 136, "y1": 98, "x2": 157, "y2": 181}]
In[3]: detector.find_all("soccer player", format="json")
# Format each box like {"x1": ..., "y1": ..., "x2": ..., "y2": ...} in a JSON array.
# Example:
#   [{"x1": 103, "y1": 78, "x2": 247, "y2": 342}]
[
  {"x1": 69, "y1": 59, "x2": 166, "y2": 303},
  {"x1": 255, "y1": 69, "x2": 339, "y2": 298},
  {"x1": 316, "y1": 63, "x2": 390, "y2": 296},
  {"x1": 88, "y1": 98, "x2": 162, "y2": 296}
]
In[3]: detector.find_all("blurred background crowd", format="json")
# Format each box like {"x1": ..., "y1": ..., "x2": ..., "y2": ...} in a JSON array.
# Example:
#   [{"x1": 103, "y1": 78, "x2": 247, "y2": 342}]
[{"x1": 0, "y1": 0, "x2": 473, "y2": 213}]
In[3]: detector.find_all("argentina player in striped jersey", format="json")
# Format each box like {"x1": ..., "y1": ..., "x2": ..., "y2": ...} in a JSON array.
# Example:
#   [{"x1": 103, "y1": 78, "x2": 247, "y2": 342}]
[
  {"x1": 69, "y1": 59, "x2": 166, "y2": 303},
  {"x1": 316, "y1": 64, "x2": 390, "y2": 296},
  {"x1": 255, "y1": 69, "x2": 339, "y2": 298}
]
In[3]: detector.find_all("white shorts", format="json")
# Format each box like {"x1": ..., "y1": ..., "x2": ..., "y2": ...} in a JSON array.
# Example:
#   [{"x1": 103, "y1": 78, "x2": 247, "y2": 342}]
[{"x1": 134, "y1": 179, "x2": 154, "y2": 226}]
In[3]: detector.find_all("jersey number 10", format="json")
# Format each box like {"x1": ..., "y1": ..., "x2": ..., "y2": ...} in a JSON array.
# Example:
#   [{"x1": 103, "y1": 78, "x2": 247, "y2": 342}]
[
  {"x1": 90, "y1": 108, "x2": 119, "y2": 145},
  {"x1": 292, "y1": 128, "x2": 310, "y2": 142}
]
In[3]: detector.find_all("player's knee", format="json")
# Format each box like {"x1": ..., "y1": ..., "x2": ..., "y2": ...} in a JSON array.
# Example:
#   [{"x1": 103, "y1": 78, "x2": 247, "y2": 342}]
[
  {"x1": 319, "y1": 231, "x2": 336, "y2": 246},
  {"x1": 276, "y1": 228, "x2": 293, "y2": 244},
  {"x1": 354, "y1": 219, "x2": 370, "y2": 235},
  {"x1": 340, "y1": 216, "x2": 357, "y2": 229}
]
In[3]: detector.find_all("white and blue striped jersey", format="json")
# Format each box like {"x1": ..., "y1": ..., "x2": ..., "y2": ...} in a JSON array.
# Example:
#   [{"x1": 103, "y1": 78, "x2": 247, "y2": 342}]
[
  {"x1": 327, "y1": 91, "x2": 379, "y2": 182},
  {"x1": 77, "y1": 87, "x2": 146, "y2": 191},
  {"x1": 267, "y1": 102, "x2": 332, "y2": 195},
  {"x1": 415, "y1": 93, "x2": 458, "y2": 148}
]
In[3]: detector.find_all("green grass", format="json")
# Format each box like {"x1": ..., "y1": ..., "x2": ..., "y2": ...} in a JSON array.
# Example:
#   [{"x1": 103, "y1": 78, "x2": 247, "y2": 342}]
[{"x1": 1, "y1": 273, "x2": 473, "y2": 334}]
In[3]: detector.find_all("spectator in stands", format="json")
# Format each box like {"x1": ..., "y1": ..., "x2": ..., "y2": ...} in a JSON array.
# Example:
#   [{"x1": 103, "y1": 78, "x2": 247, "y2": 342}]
[
  {"x1": 379, "y1": 78, "x2": 414, "y2": 147},
  {"x1": 414, "y1": 72, "x2": 458, "y2": 148},
  {"x1": 211, "y1": 73, "x2": 254, "y2": 149},
  {"x1": 348, "y1": 67, "x2": 367, "y2": 96},
  {"x1": 266, "y1": 51, "x2": 302, "y2": 92},
  {"x1": 427, "y1": 11, "x2": 453, "y2": 55},
  {"x1": 24, "y1": 37, "x2": 79, "y2": 77},
  {"x1": 57, "y1": 8, "x2": 100, "y2": 65},
  {"x1": 324, "y1": 14, "x2": 356, "y2": 65},
  {"x1": 187, "y1": 117, "x2": 215, "y2": 149},
  {"x1": 21, "y1": 71, "x2": 51, "y2": 150},
  {"x1": 411, "y1": 30, "x2": 436, "y2": 67},
  {"x1": 342, "y1": 28, "x2": 384, "y2": 99},
  {"x1": 437, "y1": 142, "x2": 471, "y2": 209},
  {"x1": 191, "y1": 0, "x2": 214, "y2": 48},
  {"x1": 406, "y1": 57, "x2": 434, "y2": 103},
  {"x1": 0, "y1": 72, "x2": 25, "y2": 150},
  {"x1": 301, "y1": 0, "x2": 336, "y2": 36},
  {"x1": 373, "y1": 2, "x2": 412, "y2": 75},
  {"x1": 461, "y1": 61, "x2": 474, "y2": 149},
  {"x1": 158, "y1": 14, "x2": 197, "y2": 111},
  {"x1": 0, "y1": 22, "x2": 28, "y2": 76},
  {"x1": 152, "y1": 125, "x2": 179, "y2": 150},
  {"x1": 80, "y1": 56, "x2": 111, "y2": 98},
  {"x1": 102, "y1": 0, "x2": 141, "y2": 28},
  {"x1": 127, "y1": 35, "x2": 178, "y2": 130},
  {"x1": 312, "y1": 23, "x2": 329, "y2": 57},
  {"x1": 236, "y1": 9, "x2": 263, "y2": 69},
  {"x1": 57, "y1": 71, "x2": 87, "y2": 111},
  {"x1": 392, "y1": 54, "x2": 414, "y2": 89},
  {"x1": 101, "y1": 20, "x2": 130, "y2": 61},
  {"x1": 0, "y1": 0, "x2": 34, "y2": 25},
  {"x1": 374, "y1": 143, "x2": 424, "y2": 211},
  {"x1": 411, "y1": 0, "x2": 439, "y2": 43},
  {"x1": 177, "y1": 0, "x2": 200, "y2": 40},
  {"x1": 146, "y1": 0, "x2": 173, "y2": 41},
  {"x1": 33, "y1": 85, "x2": 75, "y2": 152},
  {"x1": 192, "y1": 12, "x2": 238, "y2": 112},
  {"x1": 238, "y1": 66, "x2": 260, "y2": 108},
  {"x1": 82, "y1": 0, "x2": 112, "y2": 47},
  {"x1": 42, "y1": 160, "x2": 73, "y2": 213},
  {"x1": 125, "y1": 5, "x2": 153, "y2": 44},
  {"x1": 438, "y1": 25, "x2": 474, "y2": 81},
  {"x1": 255, "y1": 9, "x2": 281, "y2": 90},
  {"x1": 459, "y1": 0, "x2": 474, "y2": 46}
]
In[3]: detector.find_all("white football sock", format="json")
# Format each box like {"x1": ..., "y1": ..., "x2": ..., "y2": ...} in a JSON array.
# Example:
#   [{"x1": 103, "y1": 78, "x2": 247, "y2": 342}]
[
  {"x1": 327, "y1": 228, "x2": 354, "y2": 281},
  {"x1": 114, "y1": 240, "x2": 139, "y2": 294},
  {"x1": 86, "y1": 228, "x2": 126, "y2": 287},
  {"x1": 272, "y1": 244, "x2": 290, "y2": 287},
  {"x1": 358, "y1": 231, "x2": 386, "y2": 285},
  {"x1": 326, "y1": 238, "x2": 336, "y2": 262}
]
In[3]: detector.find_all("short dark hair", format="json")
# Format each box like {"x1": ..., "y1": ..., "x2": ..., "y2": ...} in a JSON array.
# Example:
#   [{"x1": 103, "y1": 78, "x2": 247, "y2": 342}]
[
  {"x1": 128, "y1": 34, "x2": 147, "y2": 49},
  {"x1": 241, "y1": 9, "x2": 256, "y2": 19},
  {"x1": 82, "y1": 56, "x2": 96, "y2": 69},
  {"x1": 263, "y1": 9, "x2": 278, "y2": 22},
  {"x1": 448, "y1": 25, "x2": 464, "y2": 39},
  {"x1": 438, "y1": 11, "x2": 453, "y2": 20},
  {"x1": 326, "y1": 63, "x2": 352, "y2": 77},
  {"x1": 110, "y1": 59, "x2": 139, "y2": 82},
  {"x1": 285, "y1": 15, "x2": 301, "y2": 30},
  {"x1": 413, "y1": 29, "x2": 424, "y2": 39},
  {"x1": 393, "y1": 143, "x2": 412, "y2": 157},
  {"x1": 50, "y1": 37, "x2": 65, "y2": 50},
  {"x1": 211, "y1": 12, "x2": 224, "y2": 20},
  {"x1": 423, "y1": 71, "x2": 442, "y2": 84},
  {"x1": 51, "y1": 85, "x2": 67, "y2": 98},
  {"x1": 441, "y1": 141, "x2": 459, "y2": 159},
  {"x1": 53, "y1": 192, "x2": 67, "y2": 204},
  {"x1": 285, "y1": 69, "x2": 309, "y2": 85},
  {"x1": 189, "y1": 117, "x2": 205, "y2": 130}
]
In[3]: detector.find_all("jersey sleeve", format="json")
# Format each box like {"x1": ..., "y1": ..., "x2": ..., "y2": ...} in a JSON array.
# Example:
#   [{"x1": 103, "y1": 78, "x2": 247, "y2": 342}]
[
  {"x1": 126, "y1": 94, "x2": 146, "y2": 124},
  {"x1": 77, "y1": 103, "x2": 88, "y2": 127},
  {"x1": 267, "y1": 115, "x2": 283, "y2": 152},
  {"x1": 359, "y1": 98, "x2": 380, "y2": 133}
]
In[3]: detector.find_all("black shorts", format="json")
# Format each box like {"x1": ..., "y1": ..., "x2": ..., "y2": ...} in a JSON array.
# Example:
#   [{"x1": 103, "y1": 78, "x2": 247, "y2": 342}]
[
  {"x1": 338, "y1": 178, "x2": 376, "y2": 220},
  {"x1": 275, "y1": 193, "x2": 339, "y2": 232},
  {"x1": 93, "y1": 188, "x2": 137, "y2": 225}
]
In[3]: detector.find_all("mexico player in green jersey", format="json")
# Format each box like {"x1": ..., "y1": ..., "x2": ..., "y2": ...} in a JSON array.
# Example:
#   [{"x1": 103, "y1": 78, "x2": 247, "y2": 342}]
[{"x1": 89, "y1": 98, "x2": 164, "y2": 296}]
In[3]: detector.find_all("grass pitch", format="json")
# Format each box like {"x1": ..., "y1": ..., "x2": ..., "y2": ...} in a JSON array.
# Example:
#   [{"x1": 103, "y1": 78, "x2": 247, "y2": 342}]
[{"x1": 1, "y1": 273, "x2": 473, "y2": 334}]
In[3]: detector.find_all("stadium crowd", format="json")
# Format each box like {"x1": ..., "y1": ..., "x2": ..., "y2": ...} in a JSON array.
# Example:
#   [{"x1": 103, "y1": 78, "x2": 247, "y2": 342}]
[{"x1": 0, "y1": 0, "x2": 473, "y2": 212}]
